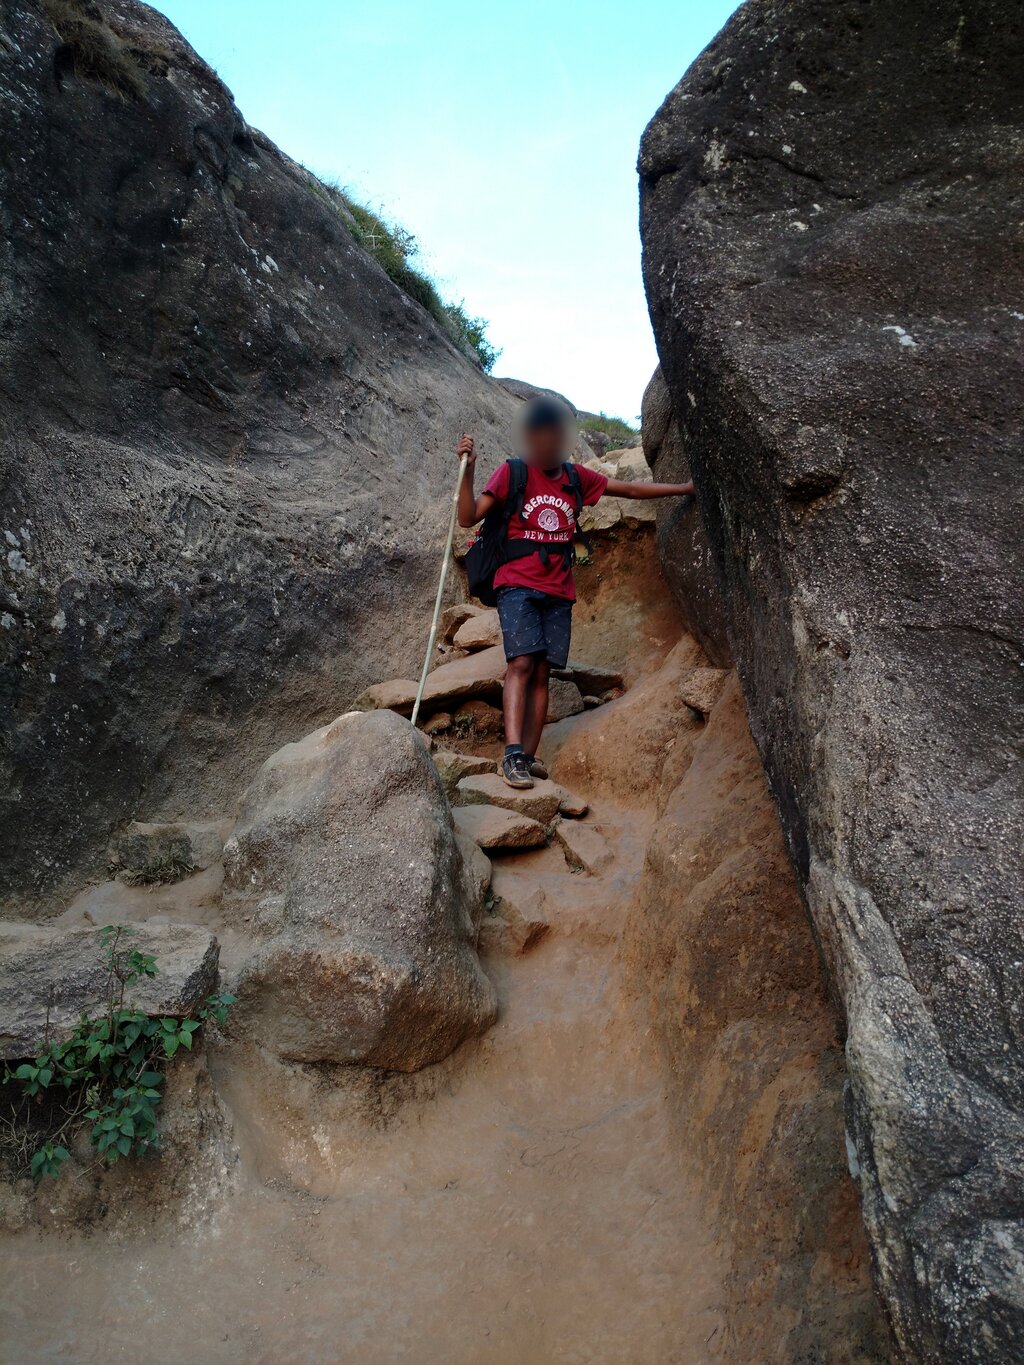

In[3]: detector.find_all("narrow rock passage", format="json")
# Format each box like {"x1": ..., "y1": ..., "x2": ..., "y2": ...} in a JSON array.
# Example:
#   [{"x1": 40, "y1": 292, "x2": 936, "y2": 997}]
[{"x1": 2, "y1": 780, "x2": 725, "y2": 1363}]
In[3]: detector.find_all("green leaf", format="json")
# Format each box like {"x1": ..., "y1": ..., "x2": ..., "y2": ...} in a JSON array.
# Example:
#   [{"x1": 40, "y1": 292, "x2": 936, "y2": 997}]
[
  {"x1": 138, "y1": 1071, "x2": 163, "y2": 1087},
  {"x1": 116, "y1": 1135, "x2": 132, "y2": 1156},
  {"x1": 177, "y1": 1030, "x2": 193, "y2": 1051},
  {"x1": 163, "y1": 1034, "x2": 180, "y2": 1059}
]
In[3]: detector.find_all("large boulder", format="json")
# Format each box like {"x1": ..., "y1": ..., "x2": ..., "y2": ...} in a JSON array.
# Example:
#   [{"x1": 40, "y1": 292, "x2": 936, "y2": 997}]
[
  {"x1": 640, "y1": 3, "x2": 1024, "y2": 1358},
  {"x1": 222, "y1": 709, "x2": 496, "y2": 1071},
  {"x1": 0, "y1": 0, "x2": 519, "y2": 907},
  {"x1": 0, "y1": 923, "x2": 219, "y2": 1059},
  {"x1": 641, "y1": 368, "x2": 730, "y2": 665}
]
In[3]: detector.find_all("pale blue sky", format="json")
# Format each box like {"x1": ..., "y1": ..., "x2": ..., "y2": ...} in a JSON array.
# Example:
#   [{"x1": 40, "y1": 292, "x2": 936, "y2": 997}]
[{"x1": 156, "y1": 1, "x2": 738, "y2": 419}]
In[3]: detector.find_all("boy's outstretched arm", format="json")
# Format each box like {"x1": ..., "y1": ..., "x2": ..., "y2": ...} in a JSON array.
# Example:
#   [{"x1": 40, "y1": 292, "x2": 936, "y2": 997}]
[
  {"x1": 604, "y1": 476, "x2": 695, "y2": 500},
  {"x1": 455, "y1": 434, "x2": 498, "y2": 527}
]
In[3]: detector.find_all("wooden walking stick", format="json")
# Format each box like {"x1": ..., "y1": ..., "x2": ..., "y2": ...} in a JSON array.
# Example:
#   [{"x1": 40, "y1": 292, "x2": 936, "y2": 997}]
[{"x1": 410, "y1": 448, "x2": 471, "y2": 728}]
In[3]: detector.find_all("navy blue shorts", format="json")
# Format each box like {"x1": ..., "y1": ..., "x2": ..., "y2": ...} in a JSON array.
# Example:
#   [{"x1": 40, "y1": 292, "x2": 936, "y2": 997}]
[{"x1": 496, "y1": 587, "x2": 573, "y2": 668}]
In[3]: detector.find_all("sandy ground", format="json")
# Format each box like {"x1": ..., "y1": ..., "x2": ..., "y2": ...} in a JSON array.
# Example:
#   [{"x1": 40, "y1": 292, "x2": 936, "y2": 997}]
[{"x1": 1, "y1": 799, "x2": 726, "y2": 1364}]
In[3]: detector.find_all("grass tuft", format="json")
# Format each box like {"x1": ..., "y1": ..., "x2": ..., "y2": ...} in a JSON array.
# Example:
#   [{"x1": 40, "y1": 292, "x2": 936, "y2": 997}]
[
  {"x1": 311, "y1": 177, "x2": 501, "y2": 373},
  {"x1": 114, "y1": 857, "x2": 197, "y2": 888},
  {"x1": 579, "y1": 412, "x2": 640, "y2": 451},
  {"x1": 43, "y1": 0, "x2": 149, "y2": 100}
]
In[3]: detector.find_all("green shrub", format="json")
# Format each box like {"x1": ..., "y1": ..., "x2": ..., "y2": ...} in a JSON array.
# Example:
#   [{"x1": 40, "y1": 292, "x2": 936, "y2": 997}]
[
  {"x1": 2, "y1": 925, "x2": 235, "y2": 1181},
  {"x1": 312, "y1": 179, "x2": 501, "y2": 373},
  {"x1": 578, "y1": 412, "x2": 640, "y2": 450},
  {"x1": 444, "y1": 302, "x2": 501, "y2": 375}
]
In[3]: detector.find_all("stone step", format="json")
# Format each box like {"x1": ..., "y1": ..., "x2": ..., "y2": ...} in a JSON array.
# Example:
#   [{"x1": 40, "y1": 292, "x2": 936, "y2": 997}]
[
  {"x1": 557, "y1": 788, "x2": 589, "y2": 819},
  {"x1": 553, "y1": 661, "x2": 625, "y2": 695},
  {"x1": 553, "y1": 819, "x2": 613, "y2": 875},
  {"x1": 432, "y1": 749, "x2": 495, "y2": 799},
  {"x1": 452, "y1": 804, "x2": 547, "y2": 853},
  {"x1": 678, "y1": 667, "x2": 730, "y2": 717},
  {"x1": 453, "y1": 608, "x2": 501, "y2": 652},
  {"x1": 454, "y1": 772, "x2": 562, "y2": 824},
  {"x1": 478, "y1": 881, "x2": 550, "y2": 957},
  {"x1": 357, "y1": 645, "x2": 506, "y2": 716}
]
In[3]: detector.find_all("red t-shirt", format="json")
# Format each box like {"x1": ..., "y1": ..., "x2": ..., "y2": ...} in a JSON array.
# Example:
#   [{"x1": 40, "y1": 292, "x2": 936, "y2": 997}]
[{"x1": 484, "y1": 460, "x2": 608, "y2": 601}]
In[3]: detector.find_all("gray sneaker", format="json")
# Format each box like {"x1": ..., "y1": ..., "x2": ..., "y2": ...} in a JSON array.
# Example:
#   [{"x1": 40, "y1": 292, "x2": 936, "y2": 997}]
[
  {"x1": 525, "y1": 755, "x2": 548, "y2": 780},
  {"x1": 500, "y1": 751, "x2": 534, "y2": 789}
]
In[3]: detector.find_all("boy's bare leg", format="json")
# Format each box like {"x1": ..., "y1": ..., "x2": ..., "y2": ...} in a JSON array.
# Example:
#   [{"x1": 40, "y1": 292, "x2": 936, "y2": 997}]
[
  {"x1": 520, "y1": 657, "x2": 550, "y2": 758},
  {"x1": 503, "y1": 654, "x2": 536, "y2": 747}
]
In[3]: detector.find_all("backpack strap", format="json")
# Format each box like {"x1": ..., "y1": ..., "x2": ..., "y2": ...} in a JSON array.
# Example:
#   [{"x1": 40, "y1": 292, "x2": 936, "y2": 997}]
[
  {"x1": 501, "y1": 457, "x2": 528, "y2": 534},
  {"x1": 561, "y1": 462, "x2": 594, "y2": 558}
]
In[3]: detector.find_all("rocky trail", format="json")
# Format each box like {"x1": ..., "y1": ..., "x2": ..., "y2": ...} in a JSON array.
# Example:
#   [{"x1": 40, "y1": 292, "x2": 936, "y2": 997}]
[
  {"x1": 0, "y1": 520, "x2": 882, "y2": 1362},
  {"x1": 5, "y1": 0, "x2": 1017, "y2": 1355},
  {"x1": 3, "y1": 800, "x2": 723, "y2": 1363},
  {"x1": 1, "y1": 588, "x2": 724, "y2": 1361}
]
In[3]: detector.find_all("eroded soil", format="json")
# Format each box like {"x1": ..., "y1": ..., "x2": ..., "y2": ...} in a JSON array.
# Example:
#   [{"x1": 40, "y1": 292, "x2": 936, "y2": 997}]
[{"x1": 1, "y1": 798, "x2": 726, "y2": 1363}]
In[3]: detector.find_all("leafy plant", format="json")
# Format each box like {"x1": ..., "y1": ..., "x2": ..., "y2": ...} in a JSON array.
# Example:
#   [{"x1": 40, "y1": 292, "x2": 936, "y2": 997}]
[
  {"x1": 578, "y1": 412, "x2": 640, "y2": 451},
  {"x1": 311, "y1": 178, "x2": 501, "y2": 372},
  {"x1": 443, "y1": 301, "x2": 501, "y2": 374},
  {"x1": 2, "y1": 926, "x2": 235, "y2": 1182}
]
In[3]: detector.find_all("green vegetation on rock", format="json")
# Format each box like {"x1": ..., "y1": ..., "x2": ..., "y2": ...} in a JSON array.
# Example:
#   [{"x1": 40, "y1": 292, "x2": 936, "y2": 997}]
[
  {"x1": 314, "y1": 180, "x2": 501, "y2": 373},
  {"x1": 1, "y1": 926, "x2": 234, "y2": 1182},
  {"x1": 579, "y1": 411, "x2": 639, "y2": 450}
]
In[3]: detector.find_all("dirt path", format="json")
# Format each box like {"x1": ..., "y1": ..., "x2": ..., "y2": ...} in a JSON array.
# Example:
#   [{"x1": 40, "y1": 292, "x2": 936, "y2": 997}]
[{"x1": 1, "y1": 795, "x2": 725, "y2": 1363}]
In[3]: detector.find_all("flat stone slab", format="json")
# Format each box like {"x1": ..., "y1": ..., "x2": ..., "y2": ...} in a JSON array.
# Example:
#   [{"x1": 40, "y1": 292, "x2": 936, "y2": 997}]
[
  {"x1": 432, "y1": 749, "x2": 496, "y2": 799},
  {"x1": 113, "y1": 819, "x2": 227, "y2": 882},
  {"x1": 0, "y1": 923, "x2": 220, "y2": 1059},
  {"x1": 455, "y1": 773, "x2": 562, "y2": 823},
  {"x1": 479, "y1": 883, "x2": 550, "y2": 957},
  {"x1": 453, "y1": 609, "x2": 501, "y2": 652},
  {"x1": 678, "y1": 667, "x2": 731, "y2": 716},
  {"x1": 554, "y1": 820, "x2": 613, "y2": 876},
  {"x1": 547, "y1": 677, "x2": 584, "y2": 722},
  {"x1": 440, "y1": 602, "x2": 485, "y2": 643},
  {"x1": 554, "y1": 661, "x2": 625, "y2": 695},
  {"x1": 556, "y1": 787, "x2": 589, "y2": 819},
  {"x1": 358, "y1": 645, "x2": 507, "y2": 716},
  {"x1": 452, "y1": 805, "x2": 547, "y2": 853}
]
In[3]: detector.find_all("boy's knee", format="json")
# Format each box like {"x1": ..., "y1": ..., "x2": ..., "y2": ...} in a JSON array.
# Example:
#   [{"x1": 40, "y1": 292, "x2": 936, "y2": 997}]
[{"x1": 506, "y1": 654, "x2": 535, "y2": 679}]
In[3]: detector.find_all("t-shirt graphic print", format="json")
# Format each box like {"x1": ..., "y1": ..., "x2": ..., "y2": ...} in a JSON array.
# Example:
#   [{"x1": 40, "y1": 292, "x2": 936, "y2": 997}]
[{"x1": 483, "y1": 460, "x2": 608, "y2": 601}]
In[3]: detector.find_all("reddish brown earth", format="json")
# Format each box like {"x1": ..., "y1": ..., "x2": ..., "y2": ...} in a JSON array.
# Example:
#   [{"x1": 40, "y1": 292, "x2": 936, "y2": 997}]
[{"x1": 0, "y1": 530, "x2": 886, "y2": 1361}]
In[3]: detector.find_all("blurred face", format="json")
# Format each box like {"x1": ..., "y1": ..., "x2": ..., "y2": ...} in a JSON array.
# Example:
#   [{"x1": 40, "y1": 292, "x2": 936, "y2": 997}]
[{"x1": 524, "y1": 422, "x2": 567, "y2": 467}]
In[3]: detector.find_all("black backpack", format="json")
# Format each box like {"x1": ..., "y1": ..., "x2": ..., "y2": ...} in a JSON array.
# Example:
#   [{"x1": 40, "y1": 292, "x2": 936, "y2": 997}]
[{"x1": 464, "y1": 458, "x2": 590, "y2": 606}]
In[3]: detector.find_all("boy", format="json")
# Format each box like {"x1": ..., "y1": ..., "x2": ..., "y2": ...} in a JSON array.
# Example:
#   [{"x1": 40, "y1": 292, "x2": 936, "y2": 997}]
[{"x1": 456, "y1": 398, "x2": 695, "y2": 789}]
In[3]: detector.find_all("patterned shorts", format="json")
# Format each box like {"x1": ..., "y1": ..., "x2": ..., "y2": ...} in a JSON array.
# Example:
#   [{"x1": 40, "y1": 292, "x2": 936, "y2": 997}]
[{"x1": 496, "y1": 587, "x2": 573, "y2": 669}]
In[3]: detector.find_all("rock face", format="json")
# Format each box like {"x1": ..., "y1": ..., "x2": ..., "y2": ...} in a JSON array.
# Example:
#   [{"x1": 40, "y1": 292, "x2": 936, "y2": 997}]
[
  {"x1": 222, "y1": 709, "x2": 496, "y2": 1071},
  {"x1": 640, "y1": 3, "x2": 1024, "y2": 1357},
  {"x1": 0, "y1": 0, "x2": 519, "y2": 907},
  {"x1": 625, "y1": 677, "x2": 886, "y2": 1361},
  {"x1": 641, "y1": 368, "x2": 730, "y2": 665},
  {"x1": 0, "y1": 922, "x2": 220, "y2": 1058}
]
